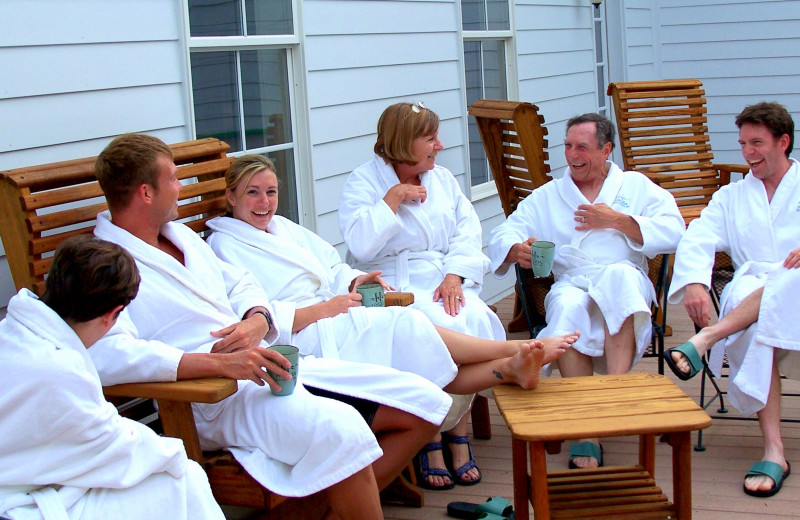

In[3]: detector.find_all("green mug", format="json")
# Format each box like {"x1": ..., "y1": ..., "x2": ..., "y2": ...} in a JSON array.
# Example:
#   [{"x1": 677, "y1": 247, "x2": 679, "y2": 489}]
[
  {"x1": 531, "y1": 241, "x2": 555, "y2": 278},
  {"x1": 356, "y1": 282, "x2": 385, "y2": 307},
  {"x1": 267, "y1": 345, "x2": 299, "y2": 396}
]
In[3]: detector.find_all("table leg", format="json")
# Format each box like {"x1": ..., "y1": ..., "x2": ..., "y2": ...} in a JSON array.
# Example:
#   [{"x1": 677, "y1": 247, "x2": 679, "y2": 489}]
[
  {"x1": 530, "y1": 441, "x2": 550, "y2": 520},
  {"x1": 668, "y1": 431, "x2": 692, "y2": 520},
  {"x1": 638, "y1": 433, "x2": 656, "y2": 476},
  {"x1": 512, "y1": 438, "x2": 530, "y2": 520}
]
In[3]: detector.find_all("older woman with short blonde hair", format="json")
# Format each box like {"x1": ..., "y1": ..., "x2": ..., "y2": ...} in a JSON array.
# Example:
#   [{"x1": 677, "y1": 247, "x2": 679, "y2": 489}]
[{"x1": 338, "y1": 102, "x2": 506, "y2": 490}]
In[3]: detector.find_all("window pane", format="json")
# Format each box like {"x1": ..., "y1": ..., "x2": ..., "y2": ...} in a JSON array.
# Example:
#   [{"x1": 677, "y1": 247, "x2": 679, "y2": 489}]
[
  {"x1": 241, "y1": 50, "x2": 293, "y2": 150},
  {"x1": 188, "y1": 0, "x2": 242, "y2": 37},
  {"x1": 461, "y1": 0, "x2": 486, "y2": 30},
  {"x1": 594, "y1": 20, "x2": 603, "y2": 62},
  {"x1": 268, "y1": 149, "x2": 298, "y2": 220},
  {"x1": 461, "y1": 0, "x2": 509, "y2": 31},
  {"x1": 245, "y1": 0, "x2": 293, "y2": 35},
  {"x1": 464, "y1": 40, "x2": 507, "y2": 187},
  {"x1": 487, "y1": 0, "x2": 510, "y2": 30},
  {"x1": 190, "y1": 52, "x2": 243, "y2": 151},
  {"x1": 481, "y1": 40, "x2": 506, "y2": 100}
]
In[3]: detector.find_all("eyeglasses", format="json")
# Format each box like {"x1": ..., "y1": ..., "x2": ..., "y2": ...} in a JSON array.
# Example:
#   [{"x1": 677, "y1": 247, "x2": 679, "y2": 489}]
[{"x1": 410, "y1": 101, "x2": 426, "y2": 113}]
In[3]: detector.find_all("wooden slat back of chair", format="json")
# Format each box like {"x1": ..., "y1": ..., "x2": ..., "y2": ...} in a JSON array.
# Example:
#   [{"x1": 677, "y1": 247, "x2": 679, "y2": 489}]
[
  {"x1": 607, "y1": 79, "x2": 747, "y2": 225},
  {"x1": 468, "y1": 99, "x2": 552, "y2": 216},
  {"x1": 0, "y1": 138, "x2": 233, "y2": 296}
]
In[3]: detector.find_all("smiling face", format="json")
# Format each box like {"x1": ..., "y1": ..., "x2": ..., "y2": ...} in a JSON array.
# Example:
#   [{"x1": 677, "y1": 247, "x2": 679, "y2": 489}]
[
  {"x1": 395, "y1": 131, "x2": 443, "y2": 182},
  {"x1": 227, "y1": 168, "x2": 279, "y2": 231},
  {"x1": 738, "y1": 122, "x2": 791, "y2": 182},
  {"x1": 151, "y1": 155, "x2": 182, "y2": 224},
  {"x1": 564, "y1": 122, "x2": 612, "y2": 185}
]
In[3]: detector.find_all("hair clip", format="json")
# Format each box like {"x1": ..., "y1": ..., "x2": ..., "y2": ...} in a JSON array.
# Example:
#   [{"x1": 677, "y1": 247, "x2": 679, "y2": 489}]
[{"x1": 411, "y1": 101, "x2": 426, "y2": 113}]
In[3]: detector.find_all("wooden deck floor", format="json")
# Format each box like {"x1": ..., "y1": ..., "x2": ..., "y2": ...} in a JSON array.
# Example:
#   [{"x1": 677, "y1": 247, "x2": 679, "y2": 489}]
[{"x1": 382, "y1": 294, "x2": 800, "y2": 520}]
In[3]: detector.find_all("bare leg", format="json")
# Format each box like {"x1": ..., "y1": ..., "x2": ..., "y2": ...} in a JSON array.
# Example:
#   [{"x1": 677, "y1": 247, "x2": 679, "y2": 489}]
[
  {"x1": 568, "y1": 317, "x2": 636, "y2": 468},
  {"x1": 445, "y1": 411, "x2": 480, "y2": 483},
  {"x1": 370, "y1": 405, "x2": 440, "y2": 490},
  {"x1": 434, "y1": 325, "x2": 579, "y2": 365},
  {"x1": 744, "y1": 359, "x2": 788, "y2": 494},
  {"x1": 324, "y1": 466, "x2": 383, "y2": 520},
  {"x1": 672, "y1": 287, "x2": 763, "y2": 375},
  {"x1": 444, "y1": 341, "x2": 548, "y2": 393}
]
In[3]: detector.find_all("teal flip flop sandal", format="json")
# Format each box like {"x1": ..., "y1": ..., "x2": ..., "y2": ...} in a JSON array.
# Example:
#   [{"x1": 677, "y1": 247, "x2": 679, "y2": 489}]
[
  {"x1": 743, "y1": 460, "x2": 791, "y2": 498},
  {"x1": 663, "y1": 341, "x2": 704, "y2": 381},
  {"x1": 568, "y1": 441, "x2": 603, "y2": 469},
  {"x1": 447, "y1": 496, "x2": 515, "y2": 520}
]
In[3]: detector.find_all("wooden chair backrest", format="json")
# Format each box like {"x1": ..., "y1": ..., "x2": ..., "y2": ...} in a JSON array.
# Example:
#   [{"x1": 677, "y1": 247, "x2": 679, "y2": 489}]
[
  {"x1": 0, "y1": 138, "x2": 233, "y2": 296},
  {"x1": 468, "y1": 99, "x2": 552, "y2": 216},
  {"x1": 607, "y1": 79, "x2": 747, "y2": 224}
]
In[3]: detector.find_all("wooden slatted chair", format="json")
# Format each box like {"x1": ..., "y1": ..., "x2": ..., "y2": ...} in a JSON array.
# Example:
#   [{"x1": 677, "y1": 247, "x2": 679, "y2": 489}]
[
  {"x1": 0, "y1": 138, "x2": 418, "y2": 517},
  {"x1": 468, "y1": 99, "x2": 554, "y2": 339},
  {"x1": 469, "y1": 99, "x2": 670, "y2": 368},
  {"x1": 607, "y1": 78, "x2": 749, "y2": 225}
]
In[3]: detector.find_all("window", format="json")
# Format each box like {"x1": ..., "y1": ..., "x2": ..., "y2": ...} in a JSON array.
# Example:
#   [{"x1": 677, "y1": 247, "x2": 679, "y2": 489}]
[
  {"x1": 461, "y1": 0, "x2": 515, "y2": 198},
  {"x1": 187, "y1": 0, "x2": 301, "y2": 221},
  {"x1": 592, "y1": 3, "x2": 609, "y2": 118}
]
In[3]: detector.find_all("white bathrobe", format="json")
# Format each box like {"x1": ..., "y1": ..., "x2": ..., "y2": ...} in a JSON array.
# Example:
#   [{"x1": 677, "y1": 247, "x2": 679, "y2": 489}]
[
  {"x1": 91, "y1": 211, "x2": 452, "y2": 497},
  {"x1": 489, "y1": 162, "x2": 685, "y2": 373},
  {"x1": 338, "y1": 155, "x2": 505, "y2": 342},
  {"x1": 205, "y1": 215, "x2": 458, "y2": 389},
  {"x1": 0, "y1": 290, "x2": 223, "y2": 520},
  {"x1": 669, "y1": 159, "x2": 800, "y2": 416}
]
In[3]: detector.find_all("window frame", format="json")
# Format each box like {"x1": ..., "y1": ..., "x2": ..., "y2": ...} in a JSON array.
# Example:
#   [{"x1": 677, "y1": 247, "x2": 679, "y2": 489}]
[
  {"x1": 460, "y1": 3, "x2": 518, "y2": 201},
  {"x1": 181, "y1": 1, "x2": 315, "y2": 226}
]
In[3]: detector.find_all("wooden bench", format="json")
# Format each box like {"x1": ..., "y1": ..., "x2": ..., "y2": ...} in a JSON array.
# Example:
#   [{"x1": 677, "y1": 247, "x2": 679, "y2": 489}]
[{"x1": 0, "y1": 137, "x2": 417, "y2": 517}]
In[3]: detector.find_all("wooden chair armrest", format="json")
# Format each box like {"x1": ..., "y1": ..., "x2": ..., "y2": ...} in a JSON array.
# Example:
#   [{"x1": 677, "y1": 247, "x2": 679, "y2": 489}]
[
  {"x1": 103, "y1": 377, "x2": 237, "y2": 404},
  {"x1": 713, "y1": 163, "x2": 749, "y2": 175},
  {"x1": 385, "y1": 291, "x2": 414, "y2": 306}
]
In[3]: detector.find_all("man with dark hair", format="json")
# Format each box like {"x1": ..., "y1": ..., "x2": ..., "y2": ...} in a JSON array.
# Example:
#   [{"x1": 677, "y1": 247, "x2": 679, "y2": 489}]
[
  {"x1": 0, "y1": 235, "x2": 224, "y2": 520},
  {"x1": 489, "y1": 112, "x2": 685, "y2": 469},
  {"x1": 668, "y1": 101, "x2": 799, "y2": 497},
  {"x1": 88, "y1": 133, "x2": 452, "y2": 520}
]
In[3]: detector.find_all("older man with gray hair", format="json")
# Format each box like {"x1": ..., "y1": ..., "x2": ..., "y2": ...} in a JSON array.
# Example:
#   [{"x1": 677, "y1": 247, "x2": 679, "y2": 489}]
[{"x1": 489, "y1": 112, "x2": 685, "y2": 469}]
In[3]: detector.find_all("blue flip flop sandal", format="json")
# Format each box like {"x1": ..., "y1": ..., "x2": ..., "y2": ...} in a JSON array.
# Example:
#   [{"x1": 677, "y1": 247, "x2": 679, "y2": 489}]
[
  {"x1": 568, "y1": 441, "x2": 603, "y2": 469},
  {"x1": 663, "y1": 341, "x2": 704, "y2": 381},
  {"x1": 743, "y1": 460, "x2": 791, "y2": 498},
  {"x1": 447, "y1": 496, "x2": 515, "y2": 520}
]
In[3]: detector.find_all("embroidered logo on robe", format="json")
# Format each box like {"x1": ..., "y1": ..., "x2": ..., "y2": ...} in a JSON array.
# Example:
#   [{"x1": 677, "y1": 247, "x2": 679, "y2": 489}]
[{"x1": 613, "y1": 195, "x2": 631, "y2": 208}]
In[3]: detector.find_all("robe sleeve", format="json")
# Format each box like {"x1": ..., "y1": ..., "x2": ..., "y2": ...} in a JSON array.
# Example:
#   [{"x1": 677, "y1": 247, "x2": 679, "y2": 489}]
[
  {"x1": 89, "y1": 309, "x2": 184, "y2": 385},
  {"x1": 441, "y1": 182, "x2": 490, "y2": 284},
  {"x1": 488, "y1": 194, "x2": 540, "y2": 277},
  {"x1": 668, "y1": 188, "x2": 732, "y2": 303},
  {"x1": 305, "y1": 226, "x2": 364, "y2": 294},
  {"x1": 623, "y1": 178, "x2": 685, "y2": 257},
  {"x1": 339, "y1": 166, "x2": 404, "y2": 264},
  {"x1": 215, "y1": 255, "x2": 279, "y2": 344}
]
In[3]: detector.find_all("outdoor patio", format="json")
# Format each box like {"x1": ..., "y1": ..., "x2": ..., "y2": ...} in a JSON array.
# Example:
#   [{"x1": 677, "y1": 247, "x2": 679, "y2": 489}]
[{"x1": 381, "y1": 294, "x2": 800, "y2": 520}]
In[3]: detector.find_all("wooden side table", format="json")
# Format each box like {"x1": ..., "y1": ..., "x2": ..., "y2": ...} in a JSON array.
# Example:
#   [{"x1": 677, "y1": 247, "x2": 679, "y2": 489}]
[{"x1": 493, "y1": 373, "x2": 711, "y2": 520}]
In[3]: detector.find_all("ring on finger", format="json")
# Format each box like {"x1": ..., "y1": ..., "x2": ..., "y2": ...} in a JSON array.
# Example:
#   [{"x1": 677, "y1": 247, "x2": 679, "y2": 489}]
[{"x1": 455, "y1": 296, "x2": 462, "y2": 301}]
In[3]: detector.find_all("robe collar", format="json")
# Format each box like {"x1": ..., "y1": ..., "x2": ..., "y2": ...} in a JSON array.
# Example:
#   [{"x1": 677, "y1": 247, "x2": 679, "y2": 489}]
[
  {"x1": 95, "y1": 211, "x2": 235, "y2": 317},
  {"x1": 207, "y1": 215, "x2": 332, "y2": 291}
]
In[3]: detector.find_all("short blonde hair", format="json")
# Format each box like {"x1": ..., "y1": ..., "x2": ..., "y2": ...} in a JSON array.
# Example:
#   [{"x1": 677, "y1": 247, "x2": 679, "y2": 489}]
[
  {"x1": 224, "y1": 154, "x2": 276, "y2": 213},
  {"x1": 374, "y1": 102, "x2": 439, "y2": 165}
]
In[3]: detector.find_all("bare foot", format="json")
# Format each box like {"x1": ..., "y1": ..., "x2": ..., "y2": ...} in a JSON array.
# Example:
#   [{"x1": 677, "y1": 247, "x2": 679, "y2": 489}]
[
  {"x1": 744, "y1": 457, "x2": 788, "y2": 494},
  {"x1": 671, "y1": 329, "x2": 714, "y2": 375},
  {"x1": 505, "y1": 341, "x2": 546, "y2": 389},
  {"x1": 571, "y1": 438, "x2": 601, "y2": 469},
  {"x1": 539, "y1": 331, "x2": 580, "y2": 364}
]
